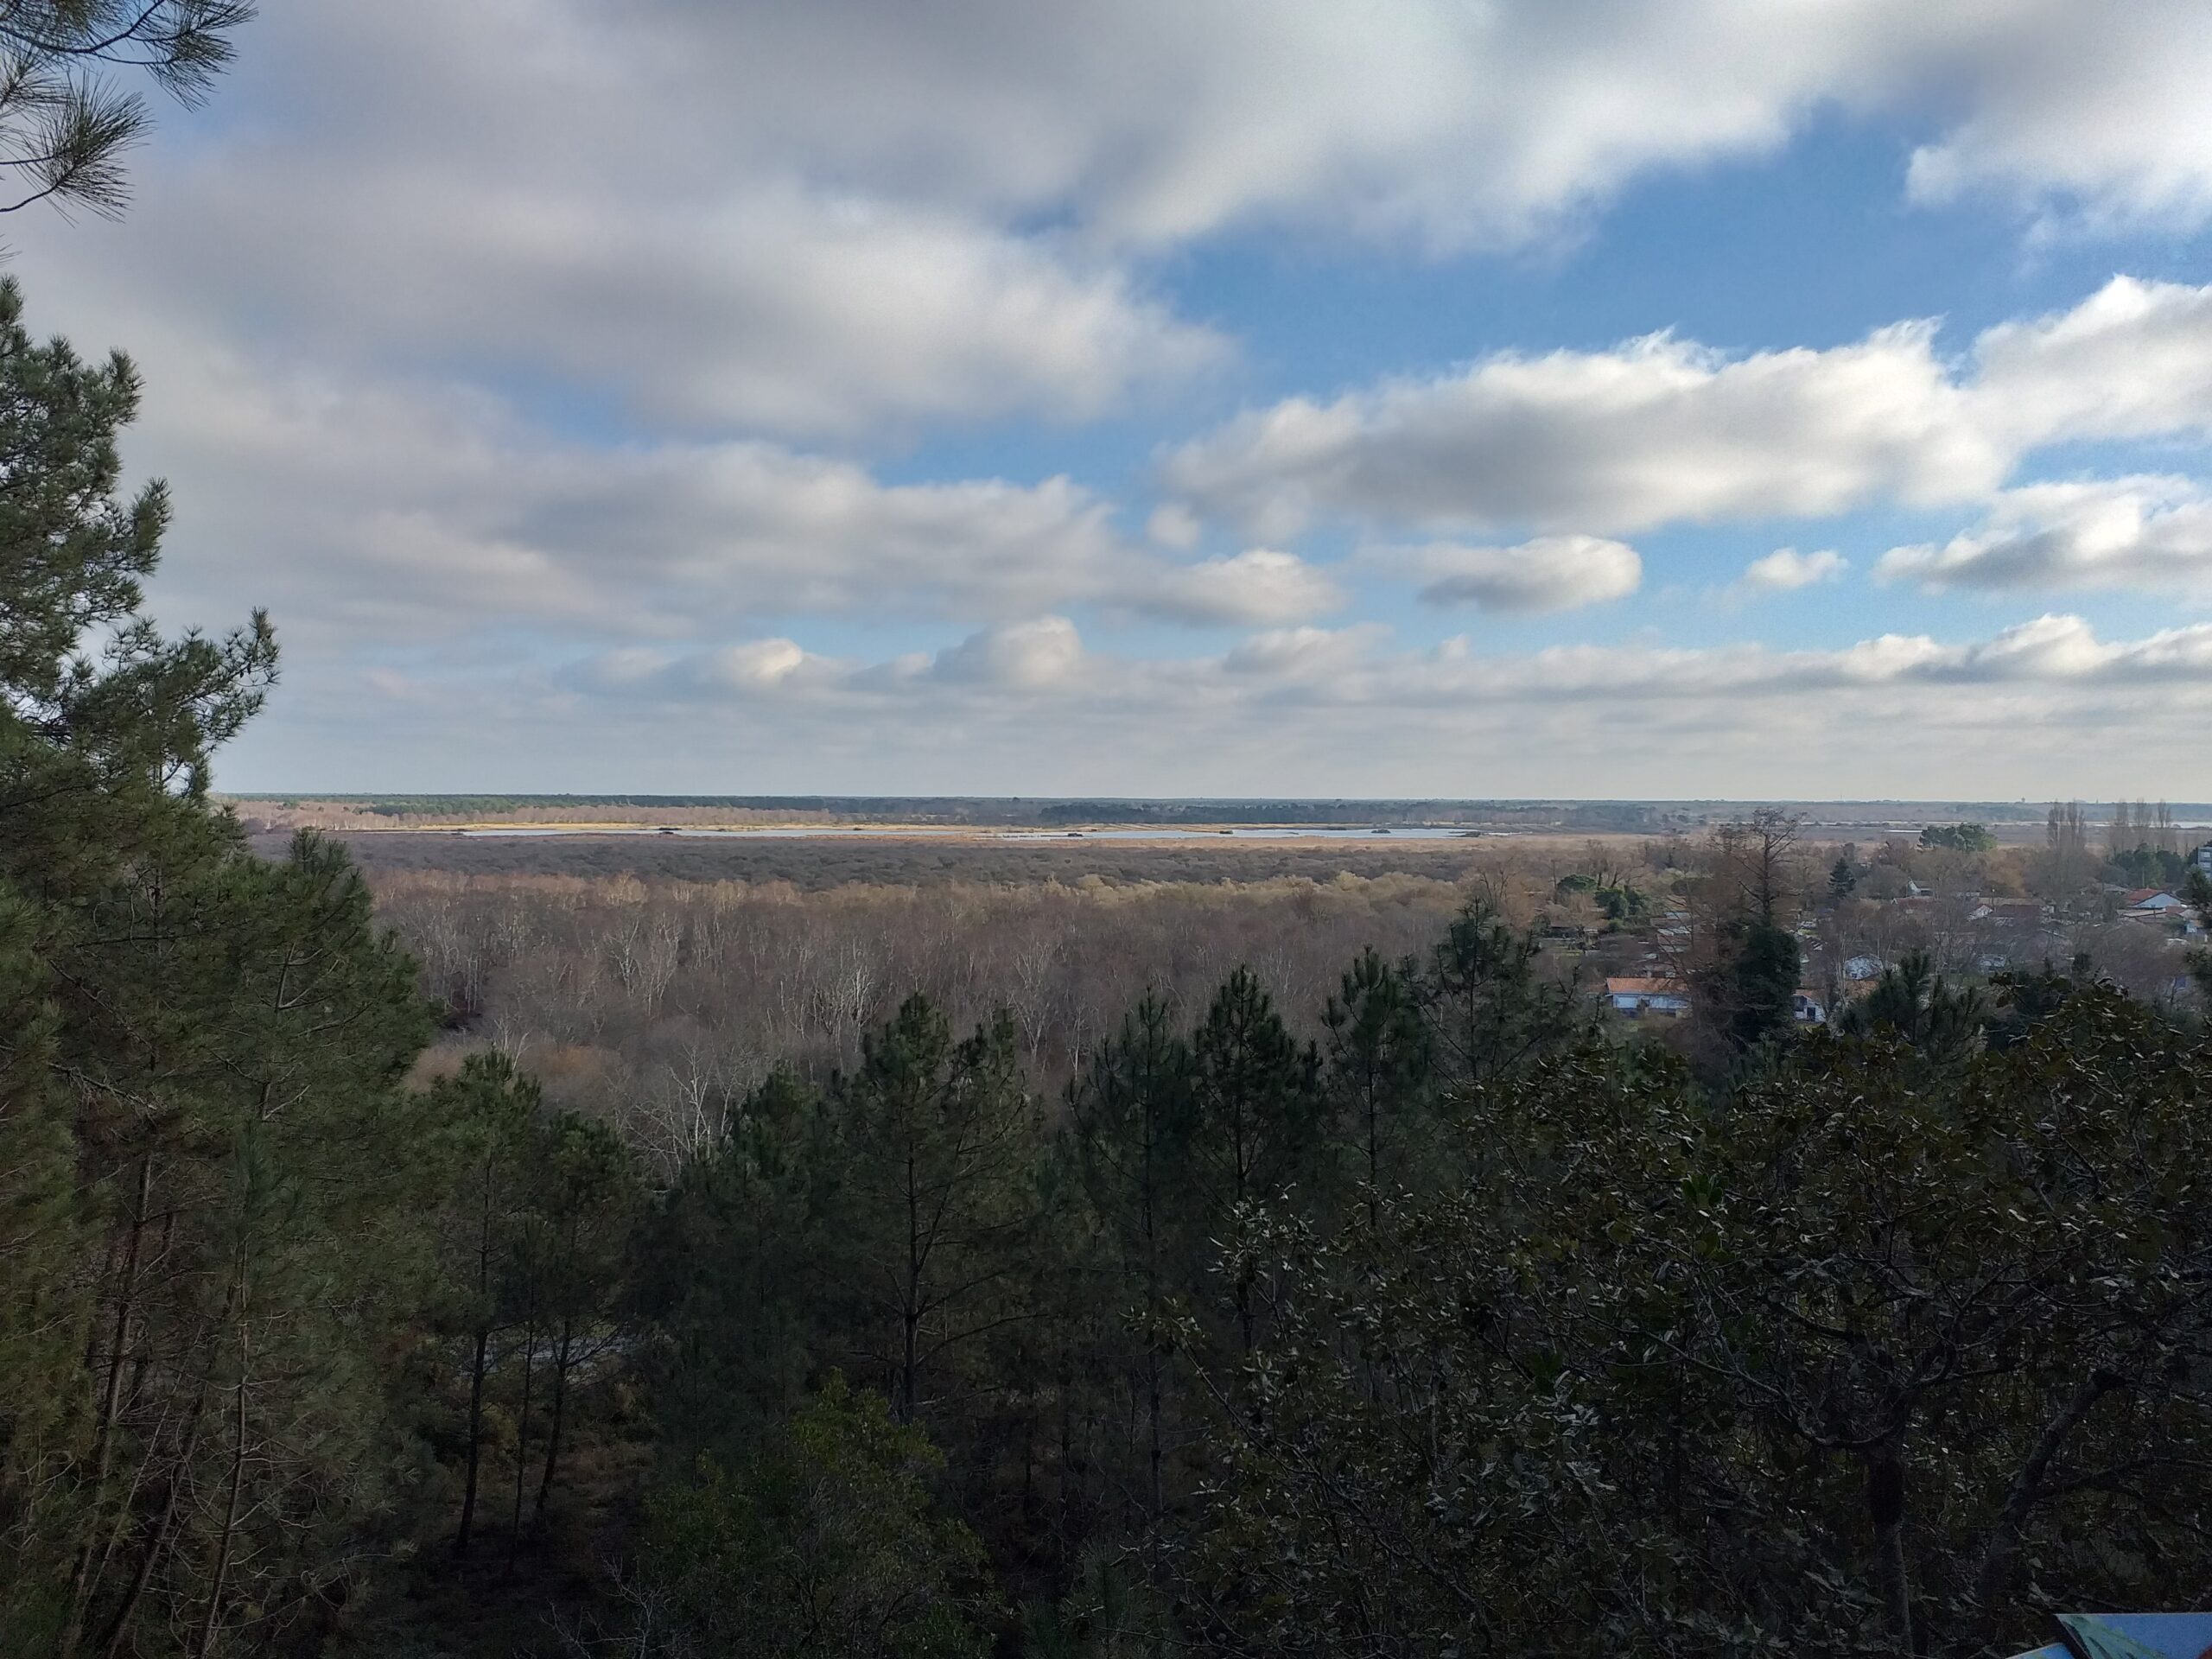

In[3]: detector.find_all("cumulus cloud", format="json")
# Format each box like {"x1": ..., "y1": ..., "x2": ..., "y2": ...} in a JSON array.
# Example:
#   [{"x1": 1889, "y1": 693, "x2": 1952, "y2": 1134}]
[
  {"x1": 929, "y1": 616, "x2": 1086, "y2": 689},
  {"x1": 1396, "y1": 535, "x2": 1642, "y2": 613},
  {"x1": 23, "y1": 3, "x2": 2212, "y2": 454},
  {"x1": 430, "y1": 0, "x2": 2212, "y2": 251},
  {"x1": 1222, "y1": 623, "x2": 1389, "y2": 681},
  {"x1": 1902, "y1": 5, "x2": 2212, "y2": 232},
  {"x1": 1163, "y1": 276, "x2": 2212, "y2": 541},
  {"x1": 1140, "y1": 550, "x2": 1346, "y2": 625},
  {"x1": 66, "y1": 177, "x2": 1224, "y2": 441},
  {"x1": 1145, "y1": 504, "x2": 1202, "y2": 549},
  {"x1": 1878, "y1": 477, "x2": 2212, "y2": 593},
  {"x1": 34, "y1": 0, "x2": 2212, "y2": 795},
  {"x1": 1738, "y1": 547, "x2": 1848, "y2": 593},
  {"x1": 63, "y1": 318, "x2": 1140, "y2": 645},
  {"x1": 1163, "y1": 325, "x2": 1999, "y2": 540},
  {"x1": 1970, "y1": 276, "x2": 2212, "y2": 448}
]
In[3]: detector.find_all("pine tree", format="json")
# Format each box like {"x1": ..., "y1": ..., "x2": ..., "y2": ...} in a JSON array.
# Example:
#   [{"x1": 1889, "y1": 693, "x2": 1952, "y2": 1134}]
[
  {"x1": 1421, "y1": 896, "x2": 1586, "y2": 1085},
  {"x1": 631, "y1": 1068, "x2": 836, "y2": 1461},
  {"x1": 1187, "y1": 968, "x2": 1317, "y2": 1351},
  {"x1": 429, "y1": 1053, "x2": 541, "y2": 1558},
  {"x1": 1319, "y1": 949, "x2": 1433, "y2": 1229},
  {"x1": 1067, "y1": 992, "x2": 1195, "y2": 1542},
  {"x1": 0, "y1": 278, "x2": 439, "y2": 1655},
  {"x1": 831, "y1": 997, "x2": 1040, "y2": 1429},
  {"x1": 522, "y1": 1110, "x2": 642, "y2": 1523}
]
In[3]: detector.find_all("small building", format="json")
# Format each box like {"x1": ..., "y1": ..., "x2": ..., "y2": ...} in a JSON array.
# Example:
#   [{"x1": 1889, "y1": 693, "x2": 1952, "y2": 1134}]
[
  {"x1": 1790, "y1": 990, "x2": 1826, "y2": 1024},
  {"x1": 2122, "y1": 888, "x2": 2188, "y2": 913},
  {"x1": 1604, "y1": 976, "x2": 1689, "y2": 1017}
]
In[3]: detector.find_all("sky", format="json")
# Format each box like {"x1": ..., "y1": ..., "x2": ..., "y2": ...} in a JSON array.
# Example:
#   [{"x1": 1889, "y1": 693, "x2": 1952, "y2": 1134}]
[{"x1": 21, "y1": 0, "x2": 2212, "y2": 799}]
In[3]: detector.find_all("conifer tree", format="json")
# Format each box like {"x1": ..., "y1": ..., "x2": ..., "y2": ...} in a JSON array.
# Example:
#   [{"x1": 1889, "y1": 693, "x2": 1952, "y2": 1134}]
[
  {"x1": 1187, "y1": 968, "x2": 1316, "y2": 1351},
  {"x1": 1420, "y1": 896, "x2": 1586, "y2": 1086},
  {"x1": 0, "y1": 278, "x2": 439, "y2": 1655},
  {"x1": 429, "y1": 1052, "x2": 540, "y2": 1558},
  {"x1": 1067, "y1": 992, "x2": 1194, "y2": 1541},
  {"x1": 1319, "y1": 949, "x2": 1433, "y2": 1229},
  {"x1": 522, "y1": 1110, "x2": 642, "y2": 1522},
  {"x1": 831, "y1": 996, "x2": 1040, "y2": 1429},
  {"x1": 631, "y1": 1068, "x2": 836, "y2": 1460}
]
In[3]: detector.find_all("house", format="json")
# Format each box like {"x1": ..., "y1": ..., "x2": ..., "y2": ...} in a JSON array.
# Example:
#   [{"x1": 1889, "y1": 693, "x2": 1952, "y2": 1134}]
[
  {"x1": 2122, "y1": 888, "x2": 2187, "y2": 913},
  {"x1": 1790, "y1": 990, "x2": 1826, "y2": 1024},
  {"x1": 1971, "y1": 899, "x2": 2042, "y2": 928},
  {"x1": 1843, "y1": 954, "x2": 1885, "y2": 981},
  {"x1": 1604, "y1": 976, "x2": 1689, "y2": 1017},
  {"x1": 2194, "y1": 841, "x2": 2212, "y2": 877}
]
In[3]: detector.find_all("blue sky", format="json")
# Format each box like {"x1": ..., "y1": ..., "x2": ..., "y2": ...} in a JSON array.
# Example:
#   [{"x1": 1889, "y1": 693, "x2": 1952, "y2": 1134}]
[{"x1": 20, "y1": 1, "x2": 2212, "y2": 798}]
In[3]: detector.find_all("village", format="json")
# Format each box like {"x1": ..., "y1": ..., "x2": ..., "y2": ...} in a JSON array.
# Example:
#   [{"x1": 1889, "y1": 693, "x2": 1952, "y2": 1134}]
[{"x1": 1583, "y1": 815, "x2": 2212, "y2": 1029}]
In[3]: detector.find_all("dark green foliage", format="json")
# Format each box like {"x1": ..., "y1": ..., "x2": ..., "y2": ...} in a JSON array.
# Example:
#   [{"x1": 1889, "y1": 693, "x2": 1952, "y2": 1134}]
[
  {"x1": 1920, "y1": 822, "x2": 1997, "y2": 853},
  {"x1": 1829, "y1": 854, "x2": 1858, "y2": 900},
  {"x1": 632, "y1": 1069, "x2": 836, "y2": 1458},
  {"x1": 1067, "y1": 993, "x2": 1198, "y2": 1541},
  {"x1": 1187, "y1": 969, "x2": 1319, "y2": 1350},
  {"x1": 1192, "y1": 991, "x2": 2212, "y2": 1657},
  {"x1": 1725, "y1": 916, "x2": 1802, "y2": 1052},
  {"x1": 830, "y1": 997, "x2": 1041, "y2": 1428},
  {"x1": 1422, "y1": 894, "x2": 1590, "y2": 1084},
  {"x1": 512, "y1": 1110, "x2": 644, "y2": 1528},
  {"x1": 1553, "y1": 870, "x2": 1648, "y2": 921},
  {"x1": 2107, "y1": 844, "x2": 2190, "y2": 889},
  {"x1": 1319, "y1": 947, "x2": 1433, "y2": 1222},
  {"x1": 0, "y1": 276, "x2": 446, "y2": 1655},
  {"x1": 634, "y1": 1376, "x2": 995, "y2": 1658},
  {"x1": 1837, "y1": 948, "x2": 1987, "y2": 1063},
  {"x1": 0, "y1": 3, "x2": 252, "y2": 219},
  {"x1": 428, "y1": 1052, "x2": 541, "y2": 1559}
]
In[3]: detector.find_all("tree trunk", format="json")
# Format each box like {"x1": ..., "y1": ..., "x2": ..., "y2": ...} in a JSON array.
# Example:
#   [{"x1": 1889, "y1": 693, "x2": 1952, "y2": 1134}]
[
  {"x1": 1146, "y1": 1344, "x2": 1163, "y2": 1530},
  {"x1": 508, "y1": 1316, "x2": 535, "y2": 1568},
  {"x1": 94, "y1": 1278, "x2": 238, "y2": 1659},
  {"x1": 1866, "y1": 1452, "x2": 1912, "y2": 1655},
  {"x1": 194, "y1": 1299, "x2": 251, "y2": 1657},
  {"x1": 1974, "y1": 1369, "x2": 2116, "y2": 1614},
  {"x1": 534, "y1": 1322, "x2": 575, "y2": 1522},
  {"x1": 61, "y1": 1157, "x2": 156, "y2": 1655},
  {"x1": 900, "y1": 1140, "x2": 920, "y2": 1425},
  {"x1": 454, "y1": 1323, "x2": 491, "y2": 1555}
]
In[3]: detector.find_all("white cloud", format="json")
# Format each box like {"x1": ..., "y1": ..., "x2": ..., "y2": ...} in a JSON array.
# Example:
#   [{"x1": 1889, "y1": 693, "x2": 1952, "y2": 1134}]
[
  {"x1": 1396, "y1": 535, "x2": 1642, "y2": 613},
  {"x1": 1739, "y1": 547, "x2": 1848, "y2": 593},
  {"x1": 568, "y1": 610, "x2": 2212, "y2": 712},
  {"x1": 1971, "y1": 276, "x2": 2212, "y2": 448},
  {"x1": 66, "y1": 320, "x2": 1140, "y2": 646},
  {"x1": 929, "y1": 616, "x2": 1086, "y2": 689},
  {"x1": 1878, "y1": 476, "x2": 2212, "y2": 593},
  {"x1": 1141, "y1": 550, "x2": 1346, "y2": 625},
  {"x1": 1165, "y1": 276, "x2": 2212, "y2": 541},
  {"x1": 63, "y1": 175, "x2": 1224, "y2": 441},
  {"x1": 698, "y1": 639, "x2": 816, "y2": 690},
  {"x1": 1163, "y1": 324, "x2": 2000, "y2": 539},
  {"x1": 25, "y1": 2, "x2": 2212, "y2": 457},
  {"x1": 1903, "y1": 5, "x2": 2212, "y2": 233},
  {"x1": 330, "y1": 612, "x2": 2212, "y2": 798},
  {"x1": 559, "y1": 1, "x2": 2212, "y2": 251},
  {"x1": 1222, "y1": 623, "x2": 1389, "y2": 681},
  {"x1": 1146, "y1": 504, "x2": 1202, "y2": 549}
]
